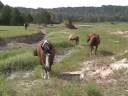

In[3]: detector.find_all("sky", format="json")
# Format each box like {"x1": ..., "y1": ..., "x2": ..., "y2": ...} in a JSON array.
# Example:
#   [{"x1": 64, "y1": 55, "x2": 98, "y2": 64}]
[{"x1": 1, "y1": 0, "x2": 128, "y2": 9}]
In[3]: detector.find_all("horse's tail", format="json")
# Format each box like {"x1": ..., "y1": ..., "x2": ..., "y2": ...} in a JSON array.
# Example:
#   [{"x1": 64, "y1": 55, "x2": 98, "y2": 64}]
[{"x1": 33, "y1": 48, "x2": 38, "y2": 56}]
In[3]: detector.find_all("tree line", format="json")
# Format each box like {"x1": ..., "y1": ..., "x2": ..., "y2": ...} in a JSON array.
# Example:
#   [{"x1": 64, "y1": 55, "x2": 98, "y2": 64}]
[
  {"x1": 17, "y1": 5, "x2": 128, "y2": 23},
  {"x1": 0, "y1": 1, "x2": 33, "y2": 25},
  {"x1": 0, "y1": 1, "x2": 58, "y2": 26},
  {"x1": 49, "y1": 5, "x2": 128, "y2": 22},
  {"x1": 1, "y1": 0, "x2": 128, "y2": 26}
]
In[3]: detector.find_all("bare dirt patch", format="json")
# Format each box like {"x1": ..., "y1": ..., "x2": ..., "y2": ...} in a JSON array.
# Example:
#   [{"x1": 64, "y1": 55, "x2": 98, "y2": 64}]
[
  {"x1": 60, "y1": 50, "x2": 128, "y2": 84},
  {"x1": 80, "y1": 54, "x2": 128, "y2": 84},
  {"x1": 112, "y1": 30, "x2": 128, "y2": 37}
]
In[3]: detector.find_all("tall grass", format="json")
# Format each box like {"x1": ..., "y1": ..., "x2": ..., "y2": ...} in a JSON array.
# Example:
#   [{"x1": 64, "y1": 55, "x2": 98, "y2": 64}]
[
  {"x1": 0, "y1": 50, "x2": 39, "y2": 75},
  {"x1": 0, "y1": 75, "x2": 10, "y2": 96}
]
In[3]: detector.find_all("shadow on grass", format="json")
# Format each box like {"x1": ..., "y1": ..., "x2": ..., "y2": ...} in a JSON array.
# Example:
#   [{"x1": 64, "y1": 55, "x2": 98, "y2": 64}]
[
  {"x1": 99, "y1": 50, "x2": 114, "y2": 56},
  {"x1": 0, "y1": 37, "x2": 7, "y2": 47}
]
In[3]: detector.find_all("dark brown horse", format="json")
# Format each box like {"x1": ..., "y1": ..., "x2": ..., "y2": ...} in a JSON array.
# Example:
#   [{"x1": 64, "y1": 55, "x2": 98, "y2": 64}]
[
  {"x1": 36, "y1": 40, "x2": 55, "y2": 79},
  {"x1": 87, "y1": 34, "x2": 100, "y2": 55},
  {"x1": 69, "y1": 34, "x2": 79, "y2": 45},
  {"x1": 24, "y1": 23, "x2": 28, "y2": 30}
]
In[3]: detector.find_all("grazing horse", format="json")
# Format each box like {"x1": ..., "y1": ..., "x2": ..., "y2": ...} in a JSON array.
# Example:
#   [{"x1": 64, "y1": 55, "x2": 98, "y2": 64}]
[
  {"x1": 87, "y1": 34, "x2": 100, "y2": 55},
  {"x1": 69, "y1": 34, "x2": 79, "y2": 45},
  {"x1": 36, "y1": 40, "x2": 55, "y2": 79}
]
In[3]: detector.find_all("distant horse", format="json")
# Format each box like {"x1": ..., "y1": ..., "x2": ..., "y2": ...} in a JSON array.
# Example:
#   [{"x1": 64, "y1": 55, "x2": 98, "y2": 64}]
[
  {"x1": 36, "y1": 40, "x2": 55, "y2": 79},
  {"x1": 69, "y1": 34, "x2": 79, "y2": 45},
  {"x1": 24, "y1": 23, "x2": 28, "y2": 30},
  {"x1": 87, "y1": 34, "x2": 100, "y2": 55}
]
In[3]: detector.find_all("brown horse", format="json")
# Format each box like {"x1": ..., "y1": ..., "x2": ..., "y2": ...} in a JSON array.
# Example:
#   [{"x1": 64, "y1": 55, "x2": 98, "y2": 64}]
[
  {"x1": 69, "y1": 34, "x2": 79, "y2": 45},
  {"x1": 87, "y1": 34, "x2": 100, "y2": 55},
  {"x1": 36, "y1": 40, "x2": 55, "y2": 79}
]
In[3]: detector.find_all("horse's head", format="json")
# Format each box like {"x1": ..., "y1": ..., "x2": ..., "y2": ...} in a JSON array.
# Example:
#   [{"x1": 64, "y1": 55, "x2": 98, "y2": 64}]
[
  {"x1": 87, "y1": 35, "x2": 91, "y2": 42},
  {"x1": 42, "y1": 40, "x2": 52, "y2": 54},
  {"x1": 87, "y1": 33, "x2": 96, "y2": 42}
]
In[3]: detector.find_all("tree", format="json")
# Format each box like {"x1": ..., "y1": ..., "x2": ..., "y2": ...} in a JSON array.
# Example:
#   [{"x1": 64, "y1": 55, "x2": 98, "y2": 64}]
[
  {"x1": 10, "y1": 8, "x2": 24, "y2": 25},
  {"x1": 1, "y1": 6, "x2": 11, "y2": 25},
  {"x1": 33, "y1": 10, "x2": 51, "y2": 25},
  {"x1": 0, "y1": 1, "x2": 4, "y2": 10},
  {"x1": 25, "y1": 14, "x2": 33, "y2": 23},
  {"x1": 65, "y1": 18, "x2": 77, "y2": 29}
]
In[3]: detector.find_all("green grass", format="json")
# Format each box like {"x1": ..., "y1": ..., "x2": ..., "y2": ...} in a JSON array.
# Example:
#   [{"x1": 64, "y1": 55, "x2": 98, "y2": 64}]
[
  {"x1": 0, "y1": 75, "x2": 10, "y2": 96},
  {"x1": 0, "y1": 25, "x2": 38, "y2": 38},
  {"x1": 0, "y1": 51, "x2": 39, "y2": 75}
]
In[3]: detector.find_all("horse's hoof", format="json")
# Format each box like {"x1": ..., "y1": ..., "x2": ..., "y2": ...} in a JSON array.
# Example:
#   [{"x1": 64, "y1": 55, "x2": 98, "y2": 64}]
[
  {"x1": 44, "y1": 76, "x2": 46, "y2": 79},
  {"x1": 41, "y1": 74, "x2": 46, "y2": 79},
  {"x1": 47, "y1": 76, "x2": 50, "y2": 80}
]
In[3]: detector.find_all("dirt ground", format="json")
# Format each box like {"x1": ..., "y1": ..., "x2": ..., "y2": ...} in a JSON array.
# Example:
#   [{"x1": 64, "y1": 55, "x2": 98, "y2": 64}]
[{"x1": 111, "y1": 30, "x2": 128, "y2": 37}]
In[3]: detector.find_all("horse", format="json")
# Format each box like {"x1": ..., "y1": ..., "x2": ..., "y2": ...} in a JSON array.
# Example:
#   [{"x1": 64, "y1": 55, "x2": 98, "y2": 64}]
[
  {"x1": 36, "y1": 40, "x2": 55, "y2": 79},
  {"x1": 24, "y1": 23, "x2": 28, "y2": 30},
  {"x1": 87, "y1": 33, "x2": 100, "y2": 55},
  {"x1": 69, "y1": 34, "x2": 79, "y2": 45}
]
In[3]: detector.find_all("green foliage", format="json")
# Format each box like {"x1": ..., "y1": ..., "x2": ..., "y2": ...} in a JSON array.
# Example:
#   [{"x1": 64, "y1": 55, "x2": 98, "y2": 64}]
[
  {"x1": 0, "y1": 1, "x2": 4, "y2": 9},
  {"x1": 26, "y1": 14, "x2": 33, "y2": 23},
  {"x1": 33, "y1": 10, "x2": 52, "y2": 24},
  {"x1": 0, "y1": 5, "x2": 25, "y2": 25},
  {"x1": 0, "y1": 1, "x2": 26, "y2": 26},
  {"x1": 49, "y1": 6, "x2": 128, "y2": 22},
  {"x1": 10, "y1": 8, "x2": 24, "y2": 25},
  {"x1": 0, "y1": 5, "x2": 12, "y2": 25}
]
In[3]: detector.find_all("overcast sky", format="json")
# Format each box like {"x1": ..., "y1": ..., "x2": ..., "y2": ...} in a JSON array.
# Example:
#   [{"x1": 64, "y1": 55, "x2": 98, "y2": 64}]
[{"x1": 1, "y1": 0, "x2": 128, "y2": 8}]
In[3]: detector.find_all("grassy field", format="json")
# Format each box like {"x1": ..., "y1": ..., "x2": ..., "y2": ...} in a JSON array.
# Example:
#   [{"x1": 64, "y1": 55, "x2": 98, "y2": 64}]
[{"x1": 0, "y1": 22, "x2": 128, "y2": 96}]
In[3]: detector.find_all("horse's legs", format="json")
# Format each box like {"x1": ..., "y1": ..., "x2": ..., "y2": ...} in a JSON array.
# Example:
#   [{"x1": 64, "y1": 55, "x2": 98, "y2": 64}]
[
  {"x1": 43, "y1": 70, "x2": 47, "y2": 79},
  {"x1": 90, "y1": 46, "x2": 93, "y2": 56},
  {"x1": 95, "y1": 45, "x2": 98, "y2": 55},
  {"x1": 47, "y1": 71, "x2": 50, "y2": 79},
  {"x1": 76, "y1": 39, "x2": 79, "y2": 45},
  {"x1": 43, "y1": 67, "x2": 50, "y2": 79},
  {"x1": 43, "y1": 68, "x2": 49, "y2": 79}
]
